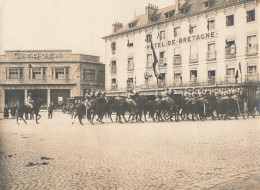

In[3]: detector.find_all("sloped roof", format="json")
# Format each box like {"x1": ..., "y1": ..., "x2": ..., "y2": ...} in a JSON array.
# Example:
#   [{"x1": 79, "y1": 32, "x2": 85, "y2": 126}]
[{"x1": 104, "y1": 0, "x2": 253, "y2": 38}]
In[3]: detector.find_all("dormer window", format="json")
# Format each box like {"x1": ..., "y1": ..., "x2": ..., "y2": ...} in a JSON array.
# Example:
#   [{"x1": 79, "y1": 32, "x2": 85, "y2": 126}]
[
  {"x1": 165, "y1": 10, "x2": 174, "y2": 18},
  {"x1": 128, "y1": 20, "x2": 138, "y2": 28},
  {"x1": 180, "y1": 5, "x2": 191, "y2": 14},
  {"x1": 203, "y1": 0, "x2": 214, "y2": 8},
  {"x1": 150, "y1": 13, "x2": 161, "y2": 22}
]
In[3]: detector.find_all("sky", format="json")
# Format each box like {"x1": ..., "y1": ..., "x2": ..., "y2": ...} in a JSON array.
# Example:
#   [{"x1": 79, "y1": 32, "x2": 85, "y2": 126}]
[{"x1": 0, "y1": 0, "x2": 174, "y2": 62}]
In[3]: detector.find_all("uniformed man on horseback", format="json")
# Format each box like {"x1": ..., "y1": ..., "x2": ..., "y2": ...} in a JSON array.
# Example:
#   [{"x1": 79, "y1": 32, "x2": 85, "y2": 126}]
[
  {"x1": 155, "y1": 89, "x2": 162, "y2": 101},
  {"x1": 26, "y1": 93, "x2": 34, "y2": 109},
  {"x1": 126, "y1": 89, "x2": 137, "y2": 106}
]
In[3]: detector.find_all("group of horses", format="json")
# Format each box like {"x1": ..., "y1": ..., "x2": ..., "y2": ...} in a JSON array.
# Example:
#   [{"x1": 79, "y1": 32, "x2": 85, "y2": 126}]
[
  {"x1": 70, "y1": 90, "x2": 260, "y2": 125},
  {"x1": 14, "y1": 90, "x2": 260, "y2": 125}
]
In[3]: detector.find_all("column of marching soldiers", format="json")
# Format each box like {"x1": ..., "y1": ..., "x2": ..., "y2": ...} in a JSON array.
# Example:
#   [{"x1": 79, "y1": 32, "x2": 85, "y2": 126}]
[{"x1": 69, "y1": 86, "x2": 260, "y2": 124}]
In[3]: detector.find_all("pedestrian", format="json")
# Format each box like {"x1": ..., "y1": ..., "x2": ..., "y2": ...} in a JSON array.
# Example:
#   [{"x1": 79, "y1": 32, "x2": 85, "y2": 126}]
[
  {"x1": 48, "y1": 102, "x2": 55, "y2": 119},
  {"x1": 3, "y1": 105, "x2": 9, "y2": 119},
  {"x1": 10, "y1": 104, "x2": 17, "y2": 118}
]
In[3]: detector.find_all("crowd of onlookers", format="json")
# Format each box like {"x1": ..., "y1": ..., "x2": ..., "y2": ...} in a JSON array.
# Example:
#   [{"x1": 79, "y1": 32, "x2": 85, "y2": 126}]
[{"x1": 3, "y1": 104, "x2": 17, "y2": 119}]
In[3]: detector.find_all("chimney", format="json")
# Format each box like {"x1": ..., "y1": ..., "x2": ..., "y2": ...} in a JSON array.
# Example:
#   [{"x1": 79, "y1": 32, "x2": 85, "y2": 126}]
[
  {"x1": 175, "y1": 0, "x2": 179, "y2": 14},
  {"x1": 145, "y1": 3, "x2": 158, "y2": 19},
  {"x1": 112, "y1": 22, "x2": 123, "y2": 33}
]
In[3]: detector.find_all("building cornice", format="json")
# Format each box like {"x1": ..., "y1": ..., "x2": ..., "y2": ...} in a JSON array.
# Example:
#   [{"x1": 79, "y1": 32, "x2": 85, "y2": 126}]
[{"x1": 103, "y1": 0, "x2": 256, "y2": 40}]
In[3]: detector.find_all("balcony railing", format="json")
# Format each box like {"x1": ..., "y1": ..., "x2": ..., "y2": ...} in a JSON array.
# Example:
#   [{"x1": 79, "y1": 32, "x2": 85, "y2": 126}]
[
  {"x1": 246, "y1": 45, "x2": 258, "y2": 56},
  {"x1": 127, "y1": 65, "x2": 134, "y2": 71},
  {"x1": 127, "y1": 83, "x2": 134, "y2": 89},
  {"x1": 159, "y1": 58, "x2": 167, "y2": 67},
  {"x1": 225, "y1": 47, "x2": 236, "y2": 59},
  {"x1": 225, "y1": 75, "x2": 236, "y2": 84},
  {"x1": 110, "y1": 85, "x2": 117, "y2": 91},
  {"x1": 245, "y1": 73, "x2": 259, "y2": 83},
  {"x1": 157, "y1": 80, "x2": 166, "y2": 88},
  {"x1": 110, "y1": 66, "x2": 117, "y2": 74},
  {"x1": 146, "y1": 61, "x2": 153, "y2": 69},
  {"x1": 189, "y1": 54, "x2": 198, "y2": 63},
  {"x1": 173, "y1": 55, "x2": 182, "y2": 65},
  {"x1": 190, "y1": 77, "x2": 198, "y2": 85},
  {"x1": 207, "y1": 76, "x2": 216, "y2": 85},
  {"x1": 207, "y1": 51, "x2": 217, "y2": 61}
]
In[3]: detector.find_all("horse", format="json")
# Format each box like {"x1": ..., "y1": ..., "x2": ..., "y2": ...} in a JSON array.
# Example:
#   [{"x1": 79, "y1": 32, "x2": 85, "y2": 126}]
[
  {"x1": 16, "y1": 101, "x2": 42, "y2": 125},
  {"x1": 72, "y1": 103, "x2": 86, "y2": 125}
]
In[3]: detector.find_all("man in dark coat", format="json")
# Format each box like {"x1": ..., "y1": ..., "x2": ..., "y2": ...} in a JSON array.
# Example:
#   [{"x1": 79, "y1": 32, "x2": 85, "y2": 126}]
[{"x1": 48, "y1": 102, "x2": 55, "y2": 119}]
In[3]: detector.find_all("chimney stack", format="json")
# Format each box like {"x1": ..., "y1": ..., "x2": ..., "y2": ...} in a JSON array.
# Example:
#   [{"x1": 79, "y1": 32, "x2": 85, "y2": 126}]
[
  {"x1": 175, "y1": 0, "x2": 179, "y2": 14},
  {"x1": 112, "y1": 22, "x2": 123, "y2": 33},
  {"x1": 145, "y1": 4, "x2": 158, "y2": 20}
]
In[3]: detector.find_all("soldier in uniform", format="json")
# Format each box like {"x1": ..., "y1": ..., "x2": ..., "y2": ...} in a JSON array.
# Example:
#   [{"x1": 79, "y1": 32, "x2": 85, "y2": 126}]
[
  {"x1": 26, "y1": 93, "x2": 34, "y2": 109},
  {"x1": 90, "y1": 90, "x2": 96, "y2": 100},
  {"x1": 155, "y1": 90, "x2": 162, "y2": 101},
  {"x1": 85, "y1": 90, "x2": 91, "y2": 101},
  {"x1": 126, "y1": 89, "x2": 136, "y2": 106}
]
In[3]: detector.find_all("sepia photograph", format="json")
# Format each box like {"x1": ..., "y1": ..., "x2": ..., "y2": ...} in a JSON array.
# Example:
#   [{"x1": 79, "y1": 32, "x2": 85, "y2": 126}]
[{"x1": 0, "y1": 0, "x2": 260, "y2": 189}]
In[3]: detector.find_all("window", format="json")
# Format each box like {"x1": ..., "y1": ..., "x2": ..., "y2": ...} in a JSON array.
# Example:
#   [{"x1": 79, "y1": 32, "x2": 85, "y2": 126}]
[
  {"x1": 165, "y1": 11, "x2": 174, "y2": 18},
  {"x1": 159, "y1": 31, "x2": 165, "y2": 41},
  {"x1": 146, "y1": 34, "x2": 152, "y2": 43},
  {"x1": 82, "y1": 69, "x2": 96, "y2": 80},
  {"x1": 225, "y1": 40, "x2": 236, "y2": 56},
  {"x1": 111, "y1": 42, "x2": 116, "y2": 54},
  {"x1": 189, "y1": 25, "x2": 196, "y2": 34},
  {"x1": 128, "y1": 57, "x2": 134, "y2": 70},
  {"x1": 207, "y1": 42, "x2": 216, "y2": 60},
  {"x1": 226, "y1": 68, "x2": 235, "y2": 76},
  {"x1": 127, "y1": 38, "x2": 134, "y2": 47},
  {"x1": 111, "y1": 78, "x2": 117, "y2": 85},
  {"x1": 174, "y1": 73, "x2": 182, "y2": 82},
  {"x1": 174, "y1": 47, "x2": 181, "y2": 56},
  {"x1": 6, "y1": 68, "x2": 23, "y2": 79},
  {"x1": 207, "y1": 19, "x2": 215, "y2": 30},
  {"x1": 29, "y1": 68, "x2": 46, "y2": 79},
  {"x1": 247, "y1": 66, "x2": 256, "y2": 74},
  {"x1": 226, "y1": 15, "x2": 234, "y2": 27},
  {"x1": 247, "y1": 9, "x2": 255, "y2": 22},
  {"x1": 247, "y1": 35, "x2": 257, "y2": 48},
  {"x1": 159, "y1": 51, "x2": 165, "y2": 59},
  {"x1": 147, "y1": 54, "x2": 153, "y2": 67},
  {"x1": 174, "y1": 27, "x2": 180, "y2": 37},
  {"x1": 127, "y1": 78, "x2": 133, "y2": 84},
  {"x1": 190, "y1": 70, "x2": 197, "y2": 78},
  {"x1": 128, "y1": 20, "x2": 138, "y2": 28},
  {"x1": 111, "y1": 60, "x2": 116, "y2": 66},
  {"x1": 208, "y1": 70, "x2": 215, "y2": 77},
  {"x1": 52, "y1": 68, "x2": 69, "y2": 79}
]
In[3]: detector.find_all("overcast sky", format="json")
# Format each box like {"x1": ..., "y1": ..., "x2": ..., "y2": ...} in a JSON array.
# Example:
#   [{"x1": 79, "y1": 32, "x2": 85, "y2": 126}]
[{"x1": 0, "y1": 0, "x2": 174, "y2": 61}]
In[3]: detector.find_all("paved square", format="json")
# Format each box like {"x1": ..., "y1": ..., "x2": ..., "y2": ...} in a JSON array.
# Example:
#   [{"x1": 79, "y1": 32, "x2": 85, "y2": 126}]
[{"x1": 0, "y1": 112, "x2": 260, "y2": 189}]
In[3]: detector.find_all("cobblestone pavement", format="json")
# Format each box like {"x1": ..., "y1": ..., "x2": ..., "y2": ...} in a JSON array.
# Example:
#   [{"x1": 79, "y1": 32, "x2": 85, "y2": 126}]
[{"x1": 0, "y1": 112, "x2": 260, "y2": 190}]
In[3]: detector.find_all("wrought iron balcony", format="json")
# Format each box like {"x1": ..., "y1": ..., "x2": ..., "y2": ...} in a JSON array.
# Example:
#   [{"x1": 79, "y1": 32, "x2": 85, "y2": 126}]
[
  {"x1": 159, "y1": 58, "x2": 167, "y2": 67},
  {"x1": 173, "y1": 55, "x2": 182, "y2": 65},
  {"x1": 189, "y1": 54, "x2": 198, "y2": 63},
  {"x1": 110, "y1": 66, "x2": 117, "y2": 74},
  {"x1": 225, "y1": 47, "x2": 236, "y2": 59},
  {"x1": 225, "y1": 75, "x2": 236, "y2": 84},
  {"x1": 246, "y1": 45, "x2": 258, "y2": 56},
  {"x1": 206, "y1": 51, "x2": 217, "y2": 61},
  {"x1": 245, "y1": 73, "x2": 259, "y2": 83},
  {"x1": 207, "y1": 76, "x2": 216, "y2": 85}
]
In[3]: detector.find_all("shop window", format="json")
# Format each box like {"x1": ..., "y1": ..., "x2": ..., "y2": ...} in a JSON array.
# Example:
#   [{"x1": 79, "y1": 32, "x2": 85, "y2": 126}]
[
  {"x1": 247, "y1": 9, "x2": 255, "y2": 22},
  {"x1": 226, "y1": 15, "x2": 234, "y2": 27},
  {"x1": 6, "y1": 68, "x2": 23, "y2": 79},
  {"x1": 82, "y1": 69, "x2": 96, "y2": 81}
]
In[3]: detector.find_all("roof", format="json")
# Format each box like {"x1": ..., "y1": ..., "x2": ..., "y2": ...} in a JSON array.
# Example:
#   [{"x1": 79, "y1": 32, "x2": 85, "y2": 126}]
[{"x1": 104, "y1": 0, "x2": 253, "y2": 38}]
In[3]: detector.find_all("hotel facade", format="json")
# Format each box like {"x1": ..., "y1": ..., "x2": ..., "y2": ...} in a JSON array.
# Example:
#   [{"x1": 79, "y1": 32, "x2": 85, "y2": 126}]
[
  {"x1": 0, "y1": 50, "x2": 105, "y2": 111},
  {"x1": 103, "y1": 0, "x2": 260, "y2": 95}
]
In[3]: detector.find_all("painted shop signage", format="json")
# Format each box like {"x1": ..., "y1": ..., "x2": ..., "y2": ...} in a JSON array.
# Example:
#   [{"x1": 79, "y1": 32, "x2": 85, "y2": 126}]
[
  {"x1": 153, "y1": 31, "x2": 217, "y2": 48},
  {"x1": 13, "y1": 52, "x2": 62, "y2": 59}
]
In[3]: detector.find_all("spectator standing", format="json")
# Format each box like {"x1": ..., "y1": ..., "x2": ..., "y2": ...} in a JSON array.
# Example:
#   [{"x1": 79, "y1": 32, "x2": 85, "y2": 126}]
[{"x1": 3, "y1": 105, "x2": 9, "y2": 119}]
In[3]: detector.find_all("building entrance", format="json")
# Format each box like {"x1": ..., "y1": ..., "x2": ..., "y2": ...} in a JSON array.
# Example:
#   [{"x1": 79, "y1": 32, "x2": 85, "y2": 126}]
[
  {"x1": 5, "y1": 90, "x2": 24, "y2": 107},
  {"x1": 50, "y1": 89, "x2": 70, "y2": 109},
  {"x1": 27, "y1": 89, "x2": 47, "y2": 107}
]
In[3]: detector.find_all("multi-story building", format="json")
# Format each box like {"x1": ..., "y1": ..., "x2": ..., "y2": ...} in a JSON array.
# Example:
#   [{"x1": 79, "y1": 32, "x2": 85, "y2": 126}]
[
  {"x1": 0, "y1": 50, "x2": 105, "y2": 110},
  {"x1": 103, "y1": 0, "x2": 259, "y2": 95}
]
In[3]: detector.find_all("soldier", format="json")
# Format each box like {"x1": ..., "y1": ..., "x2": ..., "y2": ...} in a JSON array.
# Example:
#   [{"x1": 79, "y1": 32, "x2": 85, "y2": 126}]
[
  {"x1": 96, "y1": 90, "x2": 102, "y2": 99},
  {"x1": 90, "y1": 90, "x2": 96, "y2": 100},
  {"x1": 26, "y1": 93, "x2": 34, "y2": 109},
  {"x1": 126, "y1": 89, "x2": 136, "y2": 106},
  {"x1": 85, "y1": 90, "x2": 91, "y2": 101},
  {"x1": 155, "y1": 90, "x2": 162, "y2": 101}
]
